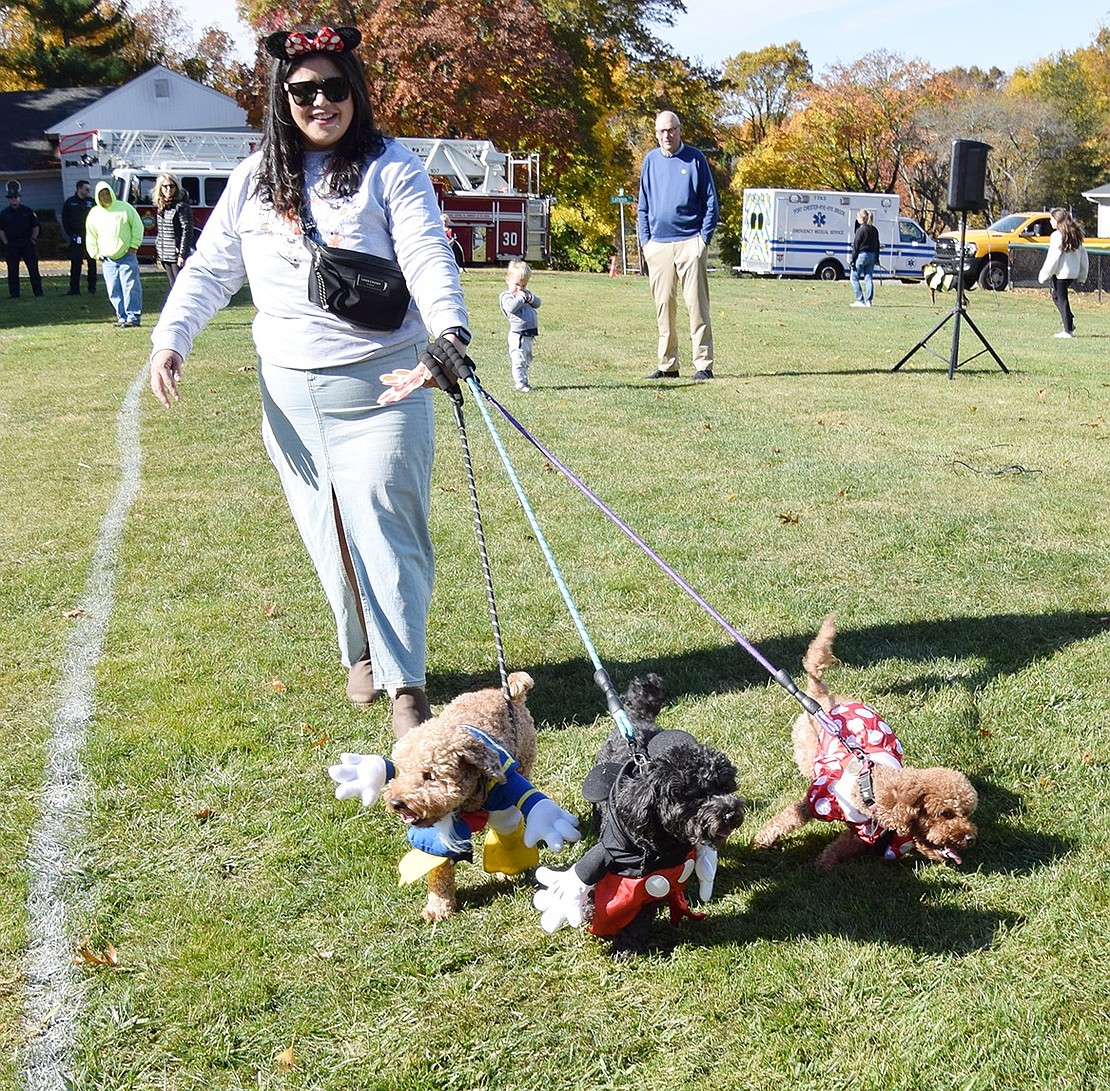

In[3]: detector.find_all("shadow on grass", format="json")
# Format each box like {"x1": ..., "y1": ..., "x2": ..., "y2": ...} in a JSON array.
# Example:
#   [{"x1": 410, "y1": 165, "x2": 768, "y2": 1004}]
[
  {"x1": 430, "y1": 609, "x2": 1104, "y2": 729},
  {"x1": 719, "y1": 853, "x2": 1018, "y2": 956}
]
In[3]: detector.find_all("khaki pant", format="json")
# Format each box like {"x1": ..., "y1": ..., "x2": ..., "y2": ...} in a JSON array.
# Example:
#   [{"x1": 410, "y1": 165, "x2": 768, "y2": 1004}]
[{"x1": 643, "y1": 235, "x2": 713, "y2": 371}]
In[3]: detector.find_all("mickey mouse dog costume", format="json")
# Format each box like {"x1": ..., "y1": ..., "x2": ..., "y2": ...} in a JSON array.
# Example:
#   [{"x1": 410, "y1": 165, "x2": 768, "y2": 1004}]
[{"x1": 534, "y1": 676, "x2": 744, "y2": 958}]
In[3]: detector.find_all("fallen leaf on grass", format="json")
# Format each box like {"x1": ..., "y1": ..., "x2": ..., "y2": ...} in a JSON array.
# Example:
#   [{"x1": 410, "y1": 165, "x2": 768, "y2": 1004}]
[
  {"x1": 264, "y1": 603, "x2": 278, "y2": 619},
  {"x1": 194, "y1": 808, "x2": 216, "y2": 822},
  {"x1": 299, "y1": 723, "x2": 331, "y2": 748},
  {"x1": 63, "y1": 608, "x2": 85, "y2": 619},
  {"x1": 74, "y1": 942, "x2": 118, "y2": 968},
  {"x1": 777, "y1": 512, "x2": 800, "y2": 525},
  {"x1": 271, "y1": 678, "x2": 286, "y2": 693},
  {"x1": 274, "y1": 1042, "x2": 296, "y2": 1070}
]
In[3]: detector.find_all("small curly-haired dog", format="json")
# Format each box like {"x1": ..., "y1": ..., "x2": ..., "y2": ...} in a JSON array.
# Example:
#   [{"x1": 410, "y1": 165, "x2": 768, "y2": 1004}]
[
  {"x1": 534, "y1": 674, "x2": 745, "y2": 958},
  {"x1": 329, "y1": 671, "x2": 578, "y2": 922},
  {"x1": 753, "y1": 616, "x2": 978, "y2": 868}
]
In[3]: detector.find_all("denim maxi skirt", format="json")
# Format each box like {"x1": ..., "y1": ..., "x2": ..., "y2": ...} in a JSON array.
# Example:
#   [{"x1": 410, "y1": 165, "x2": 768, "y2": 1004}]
[{"x1": 258, "y1": 345, "x2": 435, "y2": 690}]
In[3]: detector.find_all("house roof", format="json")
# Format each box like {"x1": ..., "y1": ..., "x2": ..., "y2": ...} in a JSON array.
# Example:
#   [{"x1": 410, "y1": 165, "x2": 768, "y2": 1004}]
[
  {"x1": 1, "y1": 67, "x2": 250, "y2": 176},
  {"x1": 1082, "y1": 183, "x2": 1110, "y2": 202},
  {"x1": 1, "y1": 87, "x2": 111, "y2": 171}
]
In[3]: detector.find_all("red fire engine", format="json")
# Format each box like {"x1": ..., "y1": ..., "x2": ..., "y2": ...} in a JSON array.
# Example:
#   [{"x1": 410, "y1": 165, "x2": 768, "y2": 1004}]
[{"x1": 58, "y1": 129, "x2": 550, "y2": 265}]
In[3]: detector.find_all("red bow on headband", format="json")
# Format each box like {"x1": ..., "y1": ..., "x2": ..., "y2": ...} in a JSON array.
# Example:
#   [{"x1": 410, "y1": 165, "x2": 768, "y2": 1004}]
[{"x1": 264, "y1": 26, "x2": 362, "y2": 60}]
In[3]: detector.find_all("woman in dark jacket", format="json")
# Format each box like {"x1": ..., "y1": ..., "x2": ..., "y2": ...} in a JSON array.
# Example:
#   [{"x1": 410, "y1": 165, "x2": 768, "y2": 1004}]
[
  {"x1": 849, "y1": 209, "x2": 881, "y2": 307},
  {"x1": 153, "y1": 172, "x2": 194, "y2": 286}
]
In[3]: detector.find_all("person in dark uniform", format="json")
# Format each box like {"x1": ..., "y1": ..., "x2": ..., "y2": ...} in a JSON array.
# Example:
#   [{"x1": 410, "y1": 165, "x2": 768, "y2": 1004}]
[
  {"x1": 0, "y1": 181, "x2": 43, "y2": 299},
  {"x1": 62, "y1": 179, "x2": 98, "y2": 295}
]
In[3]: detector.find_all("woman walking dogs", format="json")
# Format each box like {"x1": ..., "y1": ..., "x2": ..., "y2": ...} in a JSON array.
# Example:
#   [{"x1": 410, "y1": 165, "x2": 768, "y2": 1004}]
[
  {"x1": 1038, "y1": 207, "x2": 1088, "y2": 338},
  {"x1": 148, "y1": 25, "x2": 473, "y2": 737}
]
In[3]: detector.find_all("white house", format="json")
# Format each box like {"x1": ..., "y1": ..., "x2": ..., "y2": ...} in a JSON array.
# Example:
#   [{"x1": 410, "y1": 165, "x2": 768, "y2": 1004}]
[
  {"x1": 1, "y1": 65, "x2": 250, "y2": 223},
  {"x1": 1082, "y1": 183, "x2": 1110, "y2": 237}
]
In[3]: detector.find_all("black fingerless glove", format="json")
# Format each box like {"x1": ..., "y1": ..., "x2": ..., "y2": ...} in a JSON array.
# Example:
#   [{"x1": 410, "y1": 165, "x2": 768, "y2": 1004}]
[{"x1": 419, "y1": 331, "x2": 476, "y2": 395}]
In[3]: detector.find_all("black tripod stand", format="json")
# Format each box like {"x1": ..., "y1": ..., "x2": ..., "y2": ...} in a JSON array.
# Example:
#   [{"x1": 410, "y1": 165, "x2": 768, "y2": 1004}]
[{"x1": 893, "y1": 209, "x2": 1008, "y2": 379}]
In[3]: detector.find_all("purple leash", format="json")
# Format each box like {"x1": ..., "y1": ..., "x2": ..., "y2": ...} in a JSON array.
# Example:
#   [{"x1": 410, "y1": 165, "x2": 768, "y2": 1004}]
[{"x1": 477, "y1": 386, "x2": 845, "y2": 740}]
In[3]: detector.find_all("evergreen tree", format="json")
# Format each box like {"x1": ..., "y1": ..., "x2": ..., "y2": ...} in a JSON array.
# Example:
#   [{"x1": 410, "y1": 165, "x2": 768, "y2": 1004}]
[{"x1": 2, "y1": 0, "x2": 137, "y2": 87}]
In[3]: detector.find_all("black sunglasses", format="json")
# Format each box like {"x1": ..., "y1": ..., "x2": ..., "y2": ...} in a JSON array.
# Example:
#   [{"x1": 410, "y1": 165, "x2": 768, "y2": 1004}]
[{"x1": 284, "y1": 76, "x2": 351, "y2": 107}]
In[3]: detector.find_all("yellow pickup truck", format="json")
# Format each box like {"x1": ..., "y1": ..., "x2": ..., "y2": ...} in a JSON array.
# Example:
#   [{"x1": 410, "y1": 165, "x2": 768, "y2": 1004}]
[{"x1": 932, "y1": 211, "x2": 1055, "y2": 290}]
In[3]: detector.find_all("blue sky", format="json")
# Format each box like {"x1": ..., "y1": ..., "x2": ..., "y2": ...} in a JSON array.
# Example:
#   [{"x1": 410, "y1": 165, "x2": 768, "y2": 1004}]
[
  {"x1": 665, "y1": 0, "x2": 1110, "y2": 75},
  {"x1": 178, "y1": 0, "x2": 1109, "y2": 76}
]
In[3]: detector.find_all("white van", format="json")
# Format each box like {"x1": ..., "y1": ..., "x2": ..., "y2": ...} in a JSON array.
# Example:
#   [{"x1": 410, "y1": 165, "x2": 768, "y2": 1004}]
[{"x1": 740, "y1": 188, "x2": 935, "y2": 281}]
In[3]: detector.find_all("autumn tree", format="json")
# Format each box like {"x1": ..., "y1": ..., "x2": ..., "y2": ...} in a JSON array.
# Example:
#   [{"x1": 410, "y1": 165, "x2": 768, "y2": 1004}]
[
  {"x1": 0, "y1": 0, "x2": 136, "y2": 86},
  {"x1": 719, "y1": 41, "x2": 812, "y2": 151},
  {"x1": 943, "y1": 65, "x2": 1008, "y2": 93},
  {"x1": 730, "y1": 53, "x2": 947, "y2": 193},
  {"x1": 128, "y1": 1, "x2": 250, "y2": 98},
  {"x1": 1011, "y1": 42, "x2": 1110, "y2": 218}
]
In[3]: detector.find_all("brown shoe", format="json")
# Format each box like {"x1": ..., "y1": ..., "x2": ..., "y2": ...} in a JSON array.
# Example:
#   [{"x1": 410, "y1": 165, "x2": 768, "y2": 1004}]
[
  {"x1": 391, "y1": 687, "x2": 431, "y2": 739},
  {"x1": 345, "y1": 652, "x2": 382, "y2": 706}
]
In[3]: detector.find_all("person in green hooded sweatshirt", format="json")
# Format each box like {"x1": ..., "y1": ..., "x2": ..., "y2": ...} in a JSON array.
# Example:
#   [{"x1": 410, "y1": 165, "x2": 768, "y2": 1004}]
[{"x1": 85, "y1": 181, "x2": 144, "y2": 327}]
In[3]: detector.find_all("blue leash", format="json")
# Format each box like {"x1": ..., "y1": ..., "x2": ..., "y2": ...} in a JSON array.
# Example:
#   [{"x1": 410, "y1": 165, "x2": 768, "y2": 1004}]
[{"x1": 463, "y1": 376, "x2": 640, "y2": 745}]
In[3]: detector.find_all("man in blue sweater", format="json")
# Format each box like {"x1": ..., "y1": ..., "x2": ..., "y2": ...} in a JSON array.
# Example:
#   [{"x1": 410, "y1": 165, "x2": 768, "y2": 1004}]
[{"x1": 636, "y1": 111, "x2": 718, "y2": 381}]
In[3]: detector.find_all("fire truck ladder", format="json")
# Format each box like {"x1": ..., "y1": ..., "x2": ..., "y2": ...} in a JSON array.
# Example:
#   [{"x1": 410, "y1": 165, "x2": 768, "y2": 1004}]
[
  {"x1": 396, "y1": 138, "x2": 513, "y2": 194},
  {"x1": 92, "y1": 129, "x2": 260, "y2": 169}
]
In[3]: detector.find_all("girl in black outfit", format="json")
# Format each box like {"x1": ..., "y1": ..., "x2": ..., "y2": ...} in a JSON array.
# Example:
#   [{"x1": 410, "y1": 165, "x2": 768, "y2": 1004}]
[
  {"x1": 849, "y1": 209, "x2": 881, "y2": 306},
  {"x1": 153, "y1": 172, "x2": 194, "y2": 286}
]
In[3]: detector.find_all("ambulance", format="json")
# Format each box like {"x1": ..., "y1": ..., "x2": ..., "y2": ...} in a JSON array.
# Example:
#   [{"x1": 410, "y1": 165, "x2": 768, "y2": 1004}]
[{"x1": 740, "y1": 188, "x2": 935, "y2": 281}]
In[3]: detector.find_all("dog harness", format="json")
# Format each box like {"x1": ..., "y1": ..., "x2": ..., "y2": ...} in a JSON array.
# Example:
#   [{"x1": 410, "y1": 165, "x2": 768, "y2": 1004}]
[{"x1": 806, "y1": 702, "x2": 914, "y2": 859}]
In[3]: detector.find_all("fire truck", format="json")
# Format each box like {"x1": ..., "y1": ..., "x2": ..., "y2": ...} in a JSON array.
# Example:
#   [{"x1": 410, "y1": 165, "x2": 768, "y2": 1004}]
[{"x1": 57, "y1": 128, "x2": 550, "y2": 264}]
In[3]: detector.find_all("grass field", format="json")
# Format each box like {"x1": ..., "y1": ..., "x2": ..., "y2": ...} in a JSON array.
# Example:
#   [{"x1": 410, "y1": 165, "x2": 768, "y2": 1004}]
[{"x1": 1, "y1": 266, "x2": 1108, "y2": 1090}]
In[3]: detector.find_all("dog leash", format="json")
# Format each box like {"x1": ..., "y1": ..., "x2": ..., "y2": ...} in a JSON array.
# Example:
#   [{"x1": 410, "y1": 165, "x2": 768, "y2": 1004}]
[
  {"x1": 471, "y1": 383, "x2": 868, "y2": 759},
  {"x1": 460, "y1": 376, "x2": 641, "y2": 751},
  {"x1": 444, "y1": 387, "x2": 514, "y2": 711}
]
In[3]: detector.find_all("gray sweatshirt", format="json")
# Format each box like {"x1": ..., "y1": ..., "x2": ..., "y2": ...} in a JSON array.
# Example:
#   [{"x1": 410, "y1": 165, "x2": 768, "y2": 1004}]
[{"x1": 152, "y1": 141, "x2": 468, "y2": 369}]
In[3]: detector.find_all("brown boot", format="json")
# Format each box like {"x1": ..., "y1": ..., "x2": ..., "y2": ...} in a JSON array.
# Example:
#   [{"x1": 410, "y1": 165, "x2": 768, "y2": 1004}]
[
  {"x1": 346, "y1": 651, "x2": 382, "y2": 706},
  {"x1": 391, "y1": 686, "x2": 431, "y2": 738}
]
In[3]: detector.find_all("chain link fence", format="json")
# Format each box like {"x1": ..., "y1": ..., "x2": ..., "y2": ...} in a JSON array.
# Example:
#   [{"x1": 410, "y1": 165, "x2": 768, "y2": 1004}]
[{"x1": 1009, "y1": 242, "x2": 1110, "y2": 297}]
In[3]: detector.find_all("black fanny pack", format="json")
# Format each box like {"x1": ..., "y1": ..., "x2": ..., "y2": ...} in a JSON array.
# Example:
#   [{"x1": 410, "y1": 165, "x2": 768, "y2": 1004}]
[{"x1": 299, "y1": 210, "x2": 411, "y2": 331}]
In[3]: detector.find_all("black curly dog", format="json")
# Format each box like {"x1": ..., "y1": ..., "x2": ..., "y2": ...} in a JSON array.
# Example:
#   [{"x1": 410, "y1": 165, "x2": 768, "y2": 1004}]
[{"x1": 580, "y1": 674, "x2": 745, "y2": 958}]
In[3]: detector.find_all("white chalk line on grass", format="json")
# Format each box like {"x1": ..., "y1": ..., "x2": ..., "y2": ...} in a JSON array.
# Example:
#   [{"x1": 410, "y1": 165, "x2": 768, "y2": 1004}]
[{"x1": 21, "y1": 364, "x2": 149, "y2": 1091}]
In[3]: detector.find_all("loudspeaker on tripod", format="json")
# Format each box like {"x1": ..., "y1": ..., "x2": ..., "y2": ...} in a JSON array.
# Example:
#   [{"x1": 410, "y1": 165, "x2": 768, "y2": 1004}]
[{"x1": 948, "y1": 139, "x2": 991, "y2": 212}]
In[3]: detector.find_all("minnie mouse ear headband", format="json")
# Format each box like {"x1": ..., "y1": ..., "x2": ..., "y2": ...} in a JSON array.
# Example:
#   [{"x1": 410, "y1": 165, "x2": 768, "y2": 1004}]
[{"x1": 263, "y1": 26, "x2": 361, "y2": 60}]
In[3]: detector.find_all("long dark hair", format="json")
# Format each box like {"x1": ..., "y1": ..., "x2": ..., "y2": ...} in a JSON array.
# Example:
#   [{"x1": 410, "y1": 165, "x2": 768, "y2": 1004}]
[
  {"x1": 1051, "y1": 207, "x2": 1084, "y2": 252},
  {"x1": 253, "y1": 42, "x2": 385, "y2": 220}
]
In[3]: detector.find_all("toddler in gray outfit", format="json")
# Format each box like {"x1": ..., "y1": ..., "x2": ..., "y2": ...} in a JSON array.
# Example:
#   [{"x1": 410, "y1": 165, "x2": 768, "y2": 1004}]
[{"x1": 499, "y1": 260, "x2": 540, "y2": 393}]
